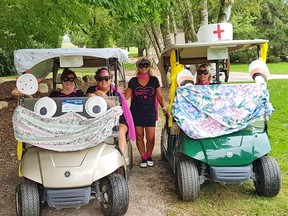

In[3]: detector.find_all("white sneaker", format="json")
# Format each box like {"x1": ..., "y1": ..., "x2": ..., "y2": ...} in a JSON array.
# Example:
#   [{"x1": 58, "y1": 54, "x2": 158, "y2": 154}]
[
  {"x1": 140, "y1": 159, "x2": 147, "y2": 168},
  {"x1": 147, "y1": 157, "x2": 154, "y2": 167}
]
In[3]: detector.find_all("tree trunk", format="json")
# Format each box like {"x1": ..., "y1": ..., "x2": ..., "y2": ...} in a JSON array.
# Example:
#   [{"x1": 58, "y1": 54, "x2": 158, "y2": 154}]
[
  {"x1": 218, "y1": 0, "x2": 234, "y2": 22},
  {"x1": 138, "y1": 48, "x2": 144, "y2": 57},
  {"x1": 160, "y1": 16, "x2": 172, "y2": 48},
  {"x1": 170, "y1": 6, "x2": 178, "y2": 44},
  {"x1": 199, "y1": 0, "x2": 209, "y2": 26},
  {"x1": 150, "y1": 22, "x2": 164, "y2": 58},
  {"x1": 145, "y1": 25, "x2": 161, "y2": 59},
  {"x1": 177, "y1": 0, "x2": 198, "y2": 42},
  {"x1": 159, "y1": 16, "x2": 172, "y2": 88}
]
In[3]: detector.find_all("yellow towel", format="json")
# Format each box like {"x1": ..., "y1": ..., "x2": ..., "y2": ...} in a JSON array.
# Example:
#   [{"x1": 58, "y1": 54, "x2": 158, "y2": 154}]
[
  {"x1": 168, "y1": 50, "x2": 184, "y2": 126},
  {"x1": 260, "y1": 42, "x2": 268, "y2": 63}
]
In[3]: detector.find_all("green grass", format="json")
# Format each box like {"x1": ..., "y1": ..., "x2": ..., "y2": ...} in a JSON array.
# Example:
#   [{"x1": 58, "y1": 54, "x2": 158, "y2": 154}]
[
  {"x1": 2, "y1": 62, "x2": 287, "y2": 80},
  {"x1": 231, "y1": 62, "x2": 288, "y2": 74},
  {"x1": 124, "y1": 63, "x2": 136, "y2": 70},
  {"x1": 163, "y1": 79, "x2": 288, "y2": 215},
  {"x1": 128, "y1": 52, "x2": 138, "y2": 58}
]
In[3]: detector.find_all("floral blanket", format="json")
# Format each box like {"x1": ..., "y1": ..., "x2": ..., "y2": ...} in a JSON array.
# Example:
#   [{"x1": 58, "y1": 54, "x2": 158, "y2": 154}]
[
  {"x1": 13, "y1": 105, "x2": 122, "y2": 152},
  {"x1": 172, "y1": 83, "x2": 273, "y2": 139}
]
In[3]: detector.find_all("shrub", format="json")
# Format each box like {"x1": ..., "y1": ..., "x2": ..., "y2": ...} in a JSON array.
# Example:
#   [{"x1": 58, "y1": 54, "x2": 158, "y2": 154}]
[
  {"x1": 267, "y1": 56, "x2": 281, "y2": 63},
  {"x1": 230, "y1": 50, "x2": 257, "y2": 64},
  {"x1": 0, "y1": 51, "x2": 16, "y2": 76}
]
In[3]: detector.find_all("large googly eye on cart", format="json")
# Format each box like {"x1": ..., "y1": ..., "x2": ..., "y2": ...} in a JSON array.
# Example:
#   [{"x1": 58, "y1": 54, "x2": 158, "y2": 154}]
[
  {"x1": 85, "y1": 96, "x2": 108, "y2": 117},
  {"x1": 34, "y1": 97, "x2": 57, "y2": 118},
  {"x1": 249, "y1": 59, "x2": 270, "y2": 83},
  {"x1": 16, "y1": 74, "x2": 38, "y2": 95},
  {"x1": 177, "y1": 69, "x2": 194, "y2": 86}
]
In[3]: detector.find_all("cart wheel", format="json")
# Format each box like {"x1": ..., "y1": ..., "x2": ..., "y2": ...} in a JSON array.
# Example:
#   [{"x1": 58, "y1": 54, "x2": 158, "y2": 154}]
[
  {"x1": 177, "y1": 160, "x2": 200, "y2": 201},
  {"x1": 16, "y1": 180, "x2": 40, "y2": 216},
  {"x1": 160, "y1": 128, "x2": 168, "y2": 162},
  {"x1": 253, "y1": 156, "x2": 281, "y2": 197},
  {"x1": 100, "y1": 174, "x2": 129, "y2": 216}
]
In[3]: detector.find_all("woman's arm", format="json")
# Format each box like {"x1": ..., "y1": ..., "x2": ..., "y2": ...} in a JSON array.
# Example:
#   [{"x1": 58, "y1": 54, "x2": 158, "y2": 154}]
[
  {"x1": 156, "y1": 87, "x2": 168, "y2": 114},
  {"x1": 124, "y1": 88, "x2": 132, "y2": 100}
]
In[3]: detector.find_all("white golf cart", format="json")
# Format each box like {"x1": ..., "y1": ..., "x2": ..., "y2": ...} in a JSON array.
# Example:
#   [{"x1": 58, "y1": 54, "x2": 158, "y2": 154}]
[{"x1": 13, "y1": 48, "x2": 132, "y2": 216}]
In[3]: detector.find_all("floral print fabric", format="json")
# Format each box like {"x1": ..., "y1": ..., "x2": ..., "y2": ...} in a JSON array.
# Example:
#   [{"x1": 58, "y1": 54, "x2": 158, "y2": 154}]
[
  {"x1": 172, "y1": 83, "x2": 273, "y2": 139},
  {"x1": 13, "y1": 105, "x2": 122, "y2": 151}
]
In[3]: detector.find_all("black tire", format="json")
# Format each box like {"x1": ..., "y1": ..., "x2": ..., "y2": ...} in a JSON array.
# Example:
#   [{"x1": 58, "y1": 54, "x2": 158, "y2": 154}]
[
  {"x1": 16, "y1": 180, "x2": 40, "y2": 216},
  {"x1": 100, "y1": 174, "x2": 129, "y2": 216},
  {"x1": 177, "y1": 160, "x2": 200, "y2": 201},
  {"x1": 253, "y1": 156, "x2": 281, "y2": 197}
]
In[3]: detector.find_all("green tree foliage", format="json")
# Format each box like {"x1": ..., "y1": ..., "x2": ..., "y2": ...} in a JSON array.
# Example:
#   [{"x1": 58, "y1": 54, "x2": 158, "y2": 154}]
[
  {"x1": 70, "y1": 7, "x2": 117, "y2": 48},
  {"x1": 253, "y1": 0, "x2": 288, "y2": 58},
  {"x1": 0, "y1": 0, "x2": 90, "y2": 75},
  {"x1": 1, "y1": 0, "x2": 288, "y2": 76}
]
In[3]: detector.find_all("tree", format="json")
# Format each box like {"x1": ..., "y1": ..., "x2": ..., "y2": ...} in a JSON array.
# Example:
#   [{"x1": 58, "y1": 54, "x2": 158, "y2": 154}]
[
  {"x1": 218, "y1": 0, "x2": 234, "y2": 22},
  {"x1": 72, "y1": 7, "x2": 117, "y2": 48},
  {"x1": 0, "y1": 0, "x2": 91, "y2": 75},
  {"x1": 254, "y1": 0, "x2": 288, "y2": 58},
  {"x1": 1, "y1": 0, "x2": 287, "y2": 76}
]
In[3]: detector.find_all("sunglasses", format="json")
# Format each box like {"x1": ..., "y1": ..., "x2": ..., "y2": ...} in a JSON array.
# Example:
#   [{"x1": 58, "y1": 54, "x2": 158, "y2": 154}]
[
  {"x1": 96, "y1": 76, "x2": 110, "y2": 82},
  {"x1": 138, "y1": 63, "x2": 150, "y2": 68},
  {"x1": 62, "y1": 77, "x2": 75, "y2": 82},
  {"x1": 197, "y1": 70, "x2": 209, "y2": 75}
]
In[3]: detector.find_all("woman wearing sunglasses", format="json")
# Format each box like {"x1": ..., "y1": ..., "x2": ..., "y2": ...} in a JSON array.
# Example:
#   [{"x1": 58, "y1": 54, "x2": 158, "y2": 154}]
[
  {"x1": 195, "y1": 64, "x2": 212, "y2": 85},
  {"x1": 49, "y1": 69, "x2": 85, "y2": 97},
  {"x1": 125, "y1": 57, "x2": 167, "y2": 168},
  {"x1": 86, "y1": 68, "x2": 135, "y2": 155}
]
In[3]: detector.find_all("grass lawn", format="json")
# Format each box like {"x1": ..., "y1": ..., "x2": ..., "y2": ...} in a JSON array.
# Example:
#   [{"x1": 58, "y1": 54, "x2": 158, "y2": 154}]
[
  {"x1": 128, "y1": 47, "x2": 138, "y2": 58},
  {"x1": 164, "y1": 79, "x2": 288, "y2": 215},
  {"x1": 231, "y1": 62, "x2": 288, "y2": 74}
]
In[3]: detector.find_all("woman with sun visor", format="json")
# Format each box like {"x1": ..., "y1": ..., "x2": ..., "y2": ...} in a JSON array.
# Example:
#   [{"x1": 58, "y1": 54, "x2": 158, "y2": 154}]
[{"x1": 125, "y1": 57, "x2": 167, "y2": 168}]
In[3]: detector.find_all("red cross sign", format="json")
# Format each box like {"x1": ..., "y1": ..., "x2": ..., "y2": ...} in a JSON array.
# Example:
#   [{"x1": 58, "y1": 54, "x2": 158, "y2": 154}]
[
  {"x1": 213, "y1": 24, "x2": 225, "y2": 40},
  {"x1": 197, "y1": 23, "x2": 233, "y2": 42}
]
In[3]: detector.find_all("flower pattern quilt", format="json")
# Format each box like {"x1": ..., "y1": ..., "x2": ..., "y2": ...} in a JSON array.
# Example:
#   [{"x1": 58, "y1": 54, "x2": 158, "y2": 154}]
[
  {"x1": 13, "y1": 105, "x2": 122, "y2": 151},
  {"x1": 172, "y1": 83, "x2": 273, "y2": 139}
]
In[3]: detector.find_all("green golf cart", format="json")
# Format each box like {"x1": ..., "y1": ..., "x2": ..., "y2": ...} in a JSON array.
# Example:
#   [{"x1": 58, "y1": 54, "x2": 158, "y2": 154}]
[{"x1": 159, "y1": 39, "x2": 281, "y2": 201}]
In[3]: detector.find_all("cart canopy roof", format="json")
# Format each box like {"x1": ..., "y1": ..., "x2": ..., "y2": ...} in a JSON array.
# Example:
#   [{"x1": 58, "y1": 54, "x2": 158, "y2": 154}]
[
  {"x1": 160, "y1": 39, "x2": 268, "y2": 59},
  {"x1": 158, "y1": 39, "x2": 268, "y2": 74},
  {"x1": 14, "y1": 48, "x2": 130, "y2": 78}
]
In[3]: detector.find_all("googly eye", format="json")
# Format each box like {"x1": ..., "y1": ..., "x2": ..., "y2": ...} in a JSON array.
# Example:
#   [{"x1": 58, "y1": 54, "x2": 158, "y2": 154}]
[
  {"x1": 177, "y1": 69, "x2": 194, "y2": 86},
  {"x1": 34, "y1": 97, "x2": 57, "y2": 118},
  {"x1": 85, "y1": 96, "x2": 107, "y2": 117}
]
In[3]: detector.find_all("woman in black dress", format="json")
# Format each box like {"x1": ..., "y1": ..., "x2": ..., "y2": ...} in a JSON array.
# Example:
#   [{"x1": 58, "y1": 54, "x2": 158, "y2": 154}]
[{"x1": 125, "y1": 57, "x2": 167, "y2": 168}]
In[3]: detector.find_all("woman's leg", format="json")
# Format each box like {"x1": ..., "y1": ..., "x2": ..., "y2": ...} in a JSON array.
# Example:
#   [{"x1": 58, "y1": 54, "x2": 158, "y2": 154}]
[
  {"x1": 118, "y1": 123, "x2": 128, "y2": 154},
  {"x1": 145, "y1": 127, "x2": 156, "y2": 167},
  {"x1": 135, "y1": 126, "x2": 145, "y2": 158},
  {"x1": 145, "y1": 126, "x2": 156, "y2": 156}
]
